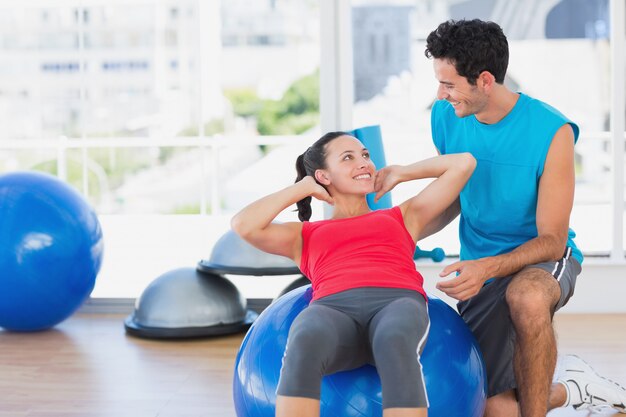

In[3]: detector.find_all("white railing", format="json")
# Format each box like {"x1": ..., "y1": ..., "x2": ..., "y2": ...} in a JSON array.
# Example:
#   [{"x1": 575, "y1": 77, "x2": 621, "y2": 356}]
[
  {"x1": 0, "y1": 130, "x2": 624, "y2": 258},
  {"x1": 0, "y1": 134, "x2": 313, "y2": 216}
]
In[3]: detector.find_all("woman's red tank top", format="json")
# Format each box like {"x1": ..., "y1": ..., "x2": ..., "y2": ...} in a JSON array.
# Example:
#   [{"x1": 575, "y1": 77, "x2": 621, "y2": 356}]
[{"x1": 300, "y1": 206, "x2": 426, "y2": 301}]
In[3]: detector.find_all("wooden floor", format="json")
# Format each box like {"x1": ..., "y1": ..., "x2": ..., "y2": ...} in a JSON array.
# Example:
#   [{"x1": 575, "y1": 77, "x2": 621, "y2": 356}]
[{"x1": 0, "y1": 313, "x2": 625, "y2": 417}]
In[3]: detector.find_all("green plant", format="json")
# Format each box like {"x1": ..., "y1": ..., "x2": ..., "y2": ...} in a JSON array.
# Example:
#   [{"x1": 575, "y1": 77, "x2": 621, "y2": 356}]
[
  {"x1": 177, "y1": 118, "x2": 225, "y2": 137},
  {"x1": 224, "y1": 88, "x2": 264, "y2": 117},
  {"x1": 222, "y1": 70, "x2": 320, "y2": 136},
  {"x1": 168, "y1": 203, "x2": 204, "y2": 214},
  {"x1": 31, "y1": 158, "x2": 102, "y2": 202},
  {"x1": 256, "y1": 70, "x2": 320, "y2": 135}
]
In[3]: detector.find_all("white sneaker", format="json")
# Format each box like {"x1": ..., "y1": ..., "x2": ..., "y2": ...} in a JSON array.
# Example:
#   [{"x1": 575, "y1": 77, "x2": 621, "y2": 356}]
[{"x1": 557, "y1": 354, "x2": 626, "y2": 414}]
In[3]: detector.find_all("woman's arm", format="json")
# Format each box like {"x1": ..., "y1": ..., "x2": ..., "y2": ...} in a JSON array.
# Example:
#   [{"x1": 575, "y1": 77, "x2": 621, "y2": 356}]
[
  {"x1": 374, "y1": 153, "x2": 475, "y2": 241},
  {"x1": 230, "y1": 176, "x2": 333, "y2": 261},
  {"x1": 415, "y1": 197, "x2": 461, "y2": 240}
]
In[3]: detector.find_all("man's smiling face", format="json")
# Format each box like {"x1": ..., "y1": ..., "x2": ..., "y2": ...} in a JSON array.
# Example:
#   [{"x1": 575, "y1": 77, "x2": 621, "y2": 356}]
[{"x1": 433, "y1": 58, "x2": 489, "y2": 119}]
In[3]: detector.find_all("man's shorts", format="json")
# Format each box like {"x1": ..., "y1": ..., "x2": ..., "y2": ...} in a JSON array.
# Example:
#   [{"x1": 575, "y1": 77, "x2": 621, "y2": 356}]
[{"x1": 457, "y1": 247, "x2": 582, "y2": 397}]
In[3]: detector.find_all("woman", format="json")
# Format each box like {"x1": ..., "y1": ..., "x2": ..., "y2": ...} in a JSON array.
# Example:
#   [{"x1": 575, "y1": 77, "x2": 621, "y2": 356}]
[{"x1": 231, "y1": 131, "x2": 475, "y2": 417}]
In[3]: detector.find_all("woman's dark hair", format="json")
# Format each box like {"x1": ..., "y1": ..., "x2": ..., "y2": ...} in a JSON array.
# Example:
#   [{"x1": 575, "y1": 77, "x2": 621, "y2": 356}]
[
  {"x1": 295, "y1": 131, "x2": 347, "y2": 221},
  {"x1": 425, "y1": 19, "x2": 509, "y2": 85}
]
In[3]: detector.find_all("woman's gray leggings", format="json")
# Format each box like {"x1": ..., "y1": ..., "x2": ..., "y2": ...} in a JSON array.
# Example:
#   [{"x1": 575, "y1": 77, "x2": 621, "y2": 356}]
[{"x1": 276, "y1": 287, "x2": 430, "y2": 409}]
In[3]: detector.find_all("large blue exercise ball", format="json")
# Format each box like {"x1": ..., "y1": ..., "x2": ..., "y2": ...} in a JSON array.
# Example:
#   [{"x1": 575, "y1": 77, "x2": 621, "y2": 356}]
[
  {"x1": 0, "y1": 171, "x2": 104, "y2": 331},
  {"x1": 233, "y1": 285, "x2": 486, "y2": 417}
]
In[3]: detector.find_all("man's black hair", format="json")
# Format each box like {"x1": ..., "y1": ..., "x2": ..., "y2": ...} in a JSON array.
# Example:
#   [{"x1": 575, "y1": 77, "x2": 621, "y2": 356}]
[{"x1": 425, "y1": 19, "x2": 509, "y2": 85}]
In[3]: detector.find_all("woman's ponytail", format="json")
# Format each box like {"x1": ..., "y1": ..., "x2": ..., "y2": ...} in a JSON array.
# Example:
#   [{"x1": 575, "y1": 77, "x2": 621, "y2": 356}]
[
  {"x1": 293, "y1": 131, "x2": 348, "y2": 222},
  {"x1": 295, "y1": 152, "x2": 313, "y2": 221}
]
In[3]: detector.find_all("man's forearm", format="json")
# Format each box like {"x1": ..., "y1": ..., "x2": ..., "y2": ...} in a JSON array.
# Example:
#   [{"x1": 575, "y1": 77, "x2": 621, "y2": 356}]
[{"x1": 482, "y1": 234, "x2": 567, "y2": 279}]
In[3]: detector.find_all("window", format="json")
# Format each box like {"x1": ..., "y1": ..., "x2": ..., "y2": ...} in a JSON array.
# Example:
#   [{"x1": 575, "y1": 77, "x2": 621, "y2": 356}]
[
  {"x1": 351, "y1": 0, "x2": 622, "y2": 257},
  {"x1": 0, "y1": 0, "x2": 321, "y2": 299},
  {"x1": 1, "y1": 0, "x2": 622, "y2": 303}
]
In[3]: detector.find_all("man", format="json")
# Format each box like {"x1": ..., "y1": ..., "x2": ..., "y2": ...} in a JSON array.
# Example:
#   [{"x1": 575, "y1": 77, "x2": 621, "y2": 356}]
[{"x1": 423, "y1": 19, "x2": 626, "y2": 417}]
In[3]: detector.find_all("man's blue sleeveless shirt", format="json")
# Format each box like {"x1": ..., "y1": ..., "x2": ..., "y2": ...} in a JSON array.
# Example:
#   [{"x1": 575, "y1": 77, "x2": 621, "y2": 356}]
[{"x1": 431, "y1": 93, "x2": 583, "y2": 264}]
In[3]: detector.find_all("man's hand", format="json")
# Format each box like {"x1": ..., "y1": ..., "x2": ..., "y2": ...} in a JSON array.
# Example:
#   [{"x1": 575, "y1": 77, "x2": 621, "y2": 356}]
[{"x1": 436, "y1": 259, "x2": 492, "y2": 301}]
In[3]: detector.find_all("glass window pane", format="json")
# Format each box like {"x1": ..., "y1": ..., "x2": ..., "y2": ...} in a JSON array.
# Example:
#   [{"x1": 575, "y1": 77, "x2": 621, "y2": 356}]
[
  {"x1": 0, "y1": 6, "x2": 80, "y2": 140},
  {"x1": 351, "y1": 0, "x2": 612, "y2": 256},
  {"x1": 0, "y1": 148, "x2": 58, "y2": 174},
  {"x1": 220, "y1": 0, "x2": 320, "y2": 138},
  {"x1": 92, "y1": 0, "x2": 320, "y2": 298},
  {"x1": 85, "y1": 146, "x2": 206, "y2": 214},
  {"x1": 0, "y1": 1, "x2": 321, "y2": 300}
]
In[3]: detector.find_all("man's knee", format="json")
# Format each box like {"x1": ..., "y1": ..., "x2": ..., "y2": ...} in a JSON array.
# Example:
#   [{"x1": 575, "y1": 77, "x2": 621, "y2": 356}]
[
  {"x1": 484, "y1": 390, "x2": 518, "y2": 417},
  {"x1": 505, "y1": 269, "x2": 559, "y2": 326}
]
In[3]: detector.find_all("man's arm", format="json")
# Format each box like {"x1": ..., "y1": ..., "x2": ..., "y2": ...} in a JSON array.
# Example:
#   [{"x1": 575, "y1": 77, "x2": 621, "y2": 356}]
[{"x1": 437, "y1": 124, "x2": 576, "y2": 301}]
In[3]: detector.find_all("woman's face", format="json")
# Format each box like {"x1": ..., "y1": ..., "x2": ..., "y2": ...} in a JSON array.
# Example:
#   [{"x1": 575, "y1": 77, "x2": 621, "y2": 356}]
[{"x1": 316, "y1": 135, "x2": 376, "y2": 195}]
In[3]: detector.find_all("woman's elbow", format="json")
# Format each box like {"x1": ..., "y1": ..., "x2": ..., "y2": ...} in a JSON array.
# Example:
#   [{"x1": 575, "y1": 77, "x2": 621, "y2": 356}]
[
  {"x1": 463, "y1": 153, "x2": 477, "y2": 170},
  {"x1": 457, "y1": 153, "x2": 476, "y2": 175},
  {"x1": 230, "y1": 215, "x2": 249, "y2": 238}
]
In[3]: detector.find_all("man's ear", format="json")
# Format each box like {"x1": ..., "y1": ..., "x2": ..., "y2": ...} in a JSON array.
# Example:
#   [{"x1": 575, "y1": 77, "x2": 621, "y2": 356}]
[
  {"x1": 478, "y1": 71, "x2": 496, "y2": 92},
  {"x1": 314, "y1": 169, "x2": 330, "y2": 185}
]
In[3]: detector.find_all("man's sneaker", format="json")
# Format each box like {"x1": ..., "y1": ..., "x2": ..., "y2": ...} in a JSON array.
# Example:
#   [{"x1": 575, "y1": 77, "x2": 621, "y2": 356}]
[{"x1": 557, "y1": 354, "x2": 626, "y2": 414}]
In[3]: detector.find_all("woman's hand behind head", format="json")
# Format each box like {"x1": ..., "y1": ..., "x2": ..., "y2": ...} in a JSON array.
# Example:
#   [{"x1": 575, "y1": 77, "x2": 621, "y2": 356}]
[
  {"x1": 373, "y1": 165, "x2": 404, "y2": 203},
  {"x1": 299, "y1": 176, "x2": 334, "y2": 206}
]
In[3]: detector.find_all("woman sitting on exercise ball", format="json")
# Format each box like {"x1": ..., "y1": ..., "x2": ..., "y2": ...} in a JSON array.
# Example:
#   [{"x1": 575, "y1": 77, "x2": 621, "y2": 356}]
[{"x1": 231, "y1": 131, "x2": 475, "y2": 417}]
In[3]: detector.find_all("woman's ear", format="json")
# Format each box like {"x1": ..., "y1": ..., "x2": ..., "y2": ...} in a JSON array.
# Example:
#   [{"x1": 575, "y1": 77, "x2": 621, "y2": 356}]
[{"x1": 314, "y1": 169, "x2": 330, "y2": 185}]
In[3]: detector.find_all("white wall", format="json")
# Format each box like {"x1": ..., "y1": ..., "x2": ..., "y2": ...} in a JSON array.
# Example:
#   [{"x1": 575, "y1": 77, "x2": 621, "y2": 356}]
[{"x1": 417, "y1": 259, "x2": 626, "y2": 314}]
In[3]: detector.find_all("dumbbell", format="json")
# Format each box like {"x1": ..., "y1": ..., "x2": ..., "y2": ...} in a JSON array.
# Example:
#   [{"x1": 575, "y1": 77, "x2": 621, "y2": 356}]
[{"x1": 413, "y1": 246, "x2": 446, "y2": 262}]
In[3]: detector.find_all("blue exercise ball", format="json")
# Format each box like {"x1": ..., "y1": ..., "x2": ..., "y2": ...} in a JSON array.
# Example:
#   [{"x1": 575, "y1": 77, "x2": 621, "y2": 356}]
[
  {"x1": 0, "y1": 171, "x2": 104, "y2": 331},
  {"x1": 233, "y1": 285, "x2": 486, "y2": 417}
]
